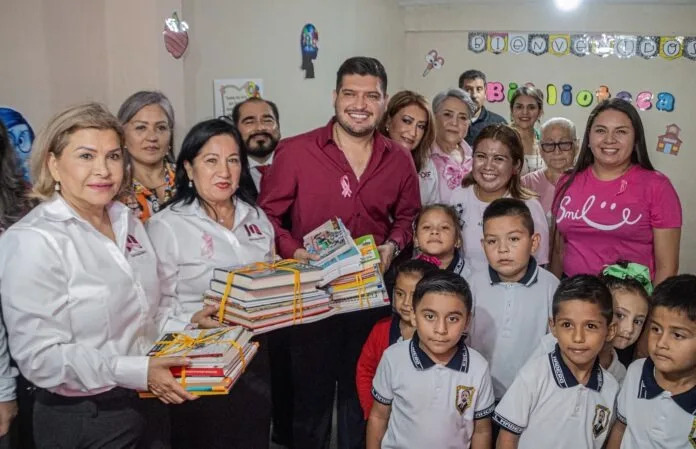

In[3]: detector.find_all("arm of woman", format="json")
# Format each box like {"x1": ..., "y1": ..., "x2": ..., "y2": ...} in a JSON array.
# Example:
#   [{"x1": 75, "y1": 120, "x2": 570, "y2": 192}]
[
  {"x1": 652, "y1": 227, "x2": 680, "y2": 286},
  {"x1": 0, "y1": 230, "x2": 149, "y2": 392},
  {"x1": 146, "y1": 218, "x2": 195, "y2": 332}
]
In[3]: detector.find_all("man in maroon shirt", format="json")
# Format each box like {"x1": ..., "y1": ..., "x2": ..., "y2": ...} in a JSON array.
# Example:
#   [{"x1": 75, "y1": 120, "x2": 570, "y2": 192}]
[{"x1": 259, "y1": 57, "x2": 420, "y2": 449}]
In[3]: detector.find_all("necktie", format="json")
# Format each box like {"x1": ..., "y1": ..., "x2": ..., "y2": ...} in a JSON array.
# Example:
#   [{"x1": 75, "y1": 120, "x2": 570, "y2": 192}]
[{"x1": 256, "y1": 165, "x2": 270, "y2": 176}]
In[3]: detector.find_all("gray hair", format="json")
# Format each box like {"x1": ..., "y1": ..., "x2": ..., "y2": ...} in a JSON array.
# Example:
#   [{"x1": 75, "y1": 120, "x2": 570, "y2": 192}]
[
  {"x1": 117, "y1": 91, "x2": 175, "y2": 129},
  {"x1": 541, "y1": 117, "x2": 577, "y2": 140},
  {"x1": 432, "y1": 88, "x2": 477, "y2": 117}
]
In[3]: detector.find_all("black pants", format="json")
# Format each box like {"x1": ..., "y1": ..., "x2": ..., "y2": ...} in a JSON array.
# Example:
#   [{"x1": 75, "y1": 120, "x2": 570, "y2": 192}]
[
  {"x1": 290, "y1": 308, "x2": 388, "y2": 449},
  {"x1": 33, "y1": 388, "x2": 155, "y2": 449},
  {"x1": 268, "y1": 327, "x2": 294, "y2": 444},
  {"x1": 170, "y1": 338, "x2": 271, "y2": 449}
]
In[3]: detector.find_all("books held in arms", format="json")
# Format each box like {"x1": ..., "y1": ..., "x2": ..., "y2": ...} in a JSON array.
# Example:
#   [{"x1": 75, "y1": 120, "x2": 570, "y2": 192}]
[
  {"x1": 204, "y1": 260, "x2": 334, "y2": 334},
  {"x1": 139, "y1": 327, "x2": 257, "y2": 397},
  {"x1": 304, "y1": 217, "x2": 361, "y2": 273}
]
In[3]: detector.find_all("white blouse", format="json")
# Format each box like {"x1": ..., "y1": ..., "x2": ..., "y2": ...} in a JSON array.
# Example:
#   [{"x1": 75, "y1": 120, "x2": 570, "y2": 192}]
[
  {"x1": 146, "y1": 199, "x2": 274, "y2": 330},
  {"x1": 418, "y1": 158, "x2": 440, "y2": 206},
  {"x1": 0, "y1": 196, "x2": 166, "y2": 396}
]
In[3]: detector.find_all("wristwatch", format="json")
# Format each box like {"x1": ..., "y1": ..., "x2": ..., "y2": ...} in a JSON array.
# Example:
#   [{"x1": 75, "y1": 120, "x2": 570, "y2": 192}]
[{"x1": 386, "y1": 239, "x2": 401, "y2": 258}]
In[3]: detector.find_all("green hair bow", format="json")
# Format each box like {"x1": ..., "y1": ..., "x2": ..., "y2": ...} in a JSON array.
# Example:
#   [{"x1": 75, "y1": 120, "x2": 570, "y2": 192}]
[{"x1": 602, "y1": 262, "x2": 654, "y2": 295}]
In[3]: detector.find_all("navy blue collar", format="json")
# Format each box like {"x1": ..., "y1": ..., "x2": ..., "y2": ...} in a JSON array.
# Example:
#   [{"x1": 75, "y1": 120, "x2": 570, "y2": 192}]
[
  {"x1": 445, "y1": 251, "x2": 465, "y2": 275},
  {"x1": 388, "y1": 315, "x2": 401, "y2": 345},
  {"x1": 409, "y1": 332, "x2": 469, "y2": 372},
  {"x1": 488, "y1": 257, "x2": 539, "y2": 286},
  {"x1": 639, "y1": 358, "x2": 696, "y2": 415},
  {"x1": 548, "y1": 344, "x2": 604, "y2": 392}
]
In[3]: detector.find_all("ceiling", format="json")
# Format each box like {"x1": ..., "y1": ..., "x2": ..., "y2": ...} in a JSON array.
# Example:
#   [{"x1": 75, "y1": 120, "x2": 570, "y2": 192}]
[{"x1": 396, "y1": 0, "x2": 696, "y2": 5}]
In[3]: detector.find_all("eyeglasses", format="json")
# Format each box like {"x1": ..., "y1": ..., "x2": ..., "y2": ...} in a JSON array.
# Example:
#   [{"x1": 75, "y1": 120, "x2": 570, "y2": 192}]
[{"x1": 540, "y1": 141, "x2": 574, "y2": 153}]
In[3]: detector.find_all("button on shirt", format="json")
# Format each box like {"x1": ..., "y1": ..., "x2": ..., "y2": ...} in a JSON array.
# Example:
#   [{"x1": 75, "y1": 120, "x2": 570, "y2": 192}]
[
  {"x1": 616, "y1": 358, "x2": 696, "y2": 449},
  {"x1": 0, "y1": 196, "x2": 163, "y2": 396},
  {"x1": 494, "y1": 344, "x2": 619, "y2": 449},
  {"x1": 258, "y1": 119, "x2": 421, "y2": 258},
  {"x1": 146, "y1": 199, "x2": 274, "y2": 330},
  {"x1": 467, "y1": 260, "x2": 559, "y2": 399},
  {"x1": 372, "y1": 333, "x2": 495, "y2": 449}
]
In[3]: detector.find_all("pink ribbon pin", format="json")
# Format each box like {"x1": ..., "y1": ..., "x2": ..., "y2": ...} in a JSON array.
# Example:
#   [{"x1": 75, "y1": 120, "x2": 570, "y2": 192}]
[
  {"x1": 340, "y1": 175, "x2": 352, "y2": 198},
  {"x1": 443, "y1": 162, "x2": 466, "y2": 190}
]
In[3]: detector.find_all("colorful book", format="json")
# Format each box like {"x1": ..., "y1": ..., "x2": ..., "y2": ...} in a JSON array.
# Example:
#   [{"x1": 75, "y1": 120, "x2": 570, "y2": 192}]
[
  {"x1": 303, "y1": 217, "x2": 354, "y2": 265},
  {"x1": 212, "y1": 261, "x2": 323, "y2": 290}
]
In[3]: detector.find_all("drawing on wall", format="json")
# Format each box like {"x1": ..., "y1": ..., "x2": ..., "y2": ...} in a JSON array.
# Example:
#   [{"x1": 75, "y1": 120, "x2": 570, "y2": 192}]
[
  {"x1": 213, "y1": 79, "x2": 263, "y2": 117},
  {"x1": 656, "y1": 124, "x2": 683, "y2": 156},
  {"x1": 0, "y1": 107, "x2": 35, "y2": 182},
  {"x1": 423, "y1": 50, "x2": 445, "y2": 77},
  {"x1": 163, "y1": 12, "x2": 189, "y2": 59},
  {"x1": 301, "y1": 23, "x2": 319, "y2": 79}
]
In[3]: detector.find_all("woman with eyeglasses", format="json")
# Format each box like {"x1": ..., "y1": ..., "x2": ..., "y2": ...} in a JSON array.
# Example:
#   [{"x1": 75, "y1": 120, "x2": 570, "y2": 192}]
[{"x1": 522, "y1": 118, "x2": 578, "y2": 226}]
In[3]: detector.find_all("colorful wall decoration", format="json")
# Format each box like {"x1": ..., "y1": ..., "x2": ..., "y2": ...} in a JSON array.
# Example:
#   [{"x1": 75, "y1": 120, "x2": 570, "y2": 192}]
[{"x1": 468, "y1": 32, "x2": 696, "y2": 62}]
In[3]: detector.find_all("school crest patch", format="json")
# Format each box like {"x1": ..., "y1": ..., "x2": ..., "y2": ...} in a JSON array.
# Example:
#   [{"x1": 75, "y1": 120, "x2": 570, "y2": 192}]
[
  {"x1": 455, "y1": 385, "x2": 474, "y2": 415},
  {"x1": 592, "y1": 404, "x2": 611, "y2": 438},
  {"x1": 689, "y1": 417, "x2": 696, "y2": 449}
]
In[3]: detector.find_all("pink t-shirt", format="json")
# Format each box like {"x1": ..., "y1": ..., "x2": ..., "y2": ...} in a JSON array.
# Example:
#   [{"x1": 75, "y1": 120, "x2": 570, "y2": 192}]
[
  {"x1": 429, "y1": 140, "x2": 473, "y2": 205},
  {"x1": 555, "y1": 166, "x2": 682, "y2": 278},
  {"x1": 522, "y1": 169, "x2": 555, "y2": 226}
]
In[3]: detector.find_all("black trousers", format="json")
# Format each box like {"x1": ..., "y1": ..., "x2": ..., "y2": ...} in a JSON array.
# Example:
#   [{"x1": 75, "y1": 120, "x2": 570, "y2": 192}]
[
  {"x1": 268, "y1": 327, "x2": 294, "y2": 445},
  {"x1": 32, "y1": 388, "x2": 161, "y2": 449},
  {"x1": 289, "y1": 308, "x2": 388, "y2": 449},
  {"x1": 170, "y1": 337, "x2": 272, "y2": 449}
]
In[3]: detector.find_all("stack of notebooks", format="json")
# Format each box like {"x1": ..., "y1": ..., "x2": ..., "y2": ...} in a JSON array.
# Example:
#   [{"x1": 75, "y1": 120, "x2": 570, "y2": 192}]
[
  {"x1": 202, "y1": 260, "x2": 334, "y2": 334},
  {"x1": 139, "y1": 327, "x2": 257, "y2": 397},
  {"x1": 304, "y1": 218, "x2": 389, "y2": 314}
]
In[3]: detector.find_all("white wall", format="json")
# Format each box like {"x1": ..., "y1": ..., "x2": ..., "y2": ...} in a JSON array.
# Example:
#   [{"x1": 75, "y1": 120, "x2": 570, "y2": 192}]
[
  {"x1": 401, "y1": 2, "x2": 696, "y2": 272},
  {"x1": 181, "y1": 0, "x2": 404, "y2": 138}
]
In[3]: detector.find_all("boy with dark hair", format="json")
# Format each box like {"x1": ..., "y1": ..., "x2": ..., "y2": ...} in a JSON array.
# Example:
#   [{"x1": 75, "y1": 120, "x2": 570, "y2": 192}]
[
  {"x1": 494, "y1": 274, "x2": 620, "y2": 448},
  {"x1": 367, "y1": 271, "x2": 494, "y2": 449},
  {"x1": 468, "y1": 198, "x2": 559, "y2": 401},
  {"x1": 606, "y1": 274, "x2": 696, "y2": 449},
  {"x1": 458, "y1": 69, "x2": 507, "y2": 145}
]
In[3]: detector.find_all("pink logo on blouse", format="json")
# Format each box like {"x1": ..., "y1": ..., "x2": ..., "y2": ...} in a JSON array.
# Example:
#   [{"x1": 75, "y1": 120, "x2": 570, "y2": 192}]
[
  {"x1": 201, "y1": 232, "x2": 214, "y2": 259},
  {"x1": 126, "y1": 235, "x2": 145, "y2": 257},
  {"x1": 556, "y1": 195, "x2": 642, "y2": 231},
  {"x1": 443, "y1": 162, "x2": 467, "y2": 189},
  {"x1": 340, "y1": 175, "x2": 352, "y2": 198}
]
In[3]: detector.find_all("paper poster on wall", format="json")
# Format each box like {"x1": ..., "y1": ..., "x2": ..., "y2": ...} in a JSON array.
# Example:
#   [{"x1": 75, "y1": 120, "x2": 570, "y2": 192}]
[
  {"x1": 0, "y1": 107, "x2": 34, "y2": 182},
  {"x1": 423, "y1": 50, "x2": 445, "y2": 77},
  {"x1": 467, "y1": 31, "x2": 692, "y2": 61},
  {"x1": 213, "y1": 79, "x2": 263, "y2": 117},
  {"x1": 656, "y1": 124, "x2": 682, "y2": 156},
  {"x1": 300, "y1": 24, "x2": 319, "y2": 79}
]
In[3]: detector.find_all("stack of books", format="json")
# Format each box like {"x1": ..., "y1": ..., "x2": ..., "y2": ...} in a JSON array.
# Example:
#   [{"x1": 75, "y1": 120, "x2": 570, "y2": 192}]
[
  {"x1": 202, "y1": 260, "x2": 334, "y2": 334},
  {"x1": 139, "y1": 327, "x2": 257, "y2": 397},
  {"x1": 304, "y1": 217, "x2": 363, "y2": 284},
  {"x1": 322, "y1": 234, "x2": 390, "y2": 314}
]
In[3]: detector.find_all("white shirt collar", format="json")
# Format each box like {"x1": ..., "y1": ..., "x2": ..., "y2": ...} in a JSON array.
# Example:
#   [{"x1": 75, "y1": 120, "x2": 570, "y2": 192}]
[{"x1": 248, "y1": 153, "x2": 274, "y2": 169}]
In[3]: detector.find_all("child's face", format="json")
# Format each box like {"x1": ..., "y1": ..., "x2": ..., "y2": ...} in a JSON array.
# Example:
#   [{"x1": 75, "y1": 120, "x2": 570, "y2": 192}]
[
  {"x1": 392, "y1": 272, "x2": 421, "y2": 323},
  {"x1": 612, "y1": 289, "x2": 649, "y2": 350},
  {"x1": 551, "y1": 300, "x2": 616, "y2": 371},
  {"x1": 411, "y1": 292, "x2": 470, "y2": 364},
  {"x1": 648, "y1": 306, "x2": 696, "y2": 377},
  {"x1": 482, "y1": 215, "x2": 540, "y2": 282},
  {"x1": 414, "y1": 209, "x2": 459, "y2": 259}
]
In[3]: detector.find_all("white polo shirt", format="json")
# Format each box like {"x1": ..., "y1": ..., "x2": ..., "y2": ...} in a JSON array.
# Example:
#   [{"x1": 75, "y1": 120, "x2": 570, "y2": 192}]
[
  {"x1": 616, "y1": 358, "x2": 696, "y2": 448},
  {"x1": 467, "y1": 259, "x2": 559, "y2": 399},
  {"x1": 530, "y1": 333, "x2": 628, "y2": 384},
  {"x1": 372, "y1": 333, "x2": 495, "y2": 449},
  {"x1": 494, "y1": 344, "x2": 619, "y2": 449},
  {"x1": 449, "y1": 186, "x2": 550, "y2": 272},
  {"x1": 147, "y1": 198, "x2": 274, "y2": 330}
]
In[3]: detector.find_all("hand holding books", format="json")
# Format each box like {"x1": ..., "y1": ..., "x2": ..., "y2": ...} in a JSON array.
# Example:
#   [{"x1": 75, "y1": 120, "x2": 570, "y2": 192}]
[
  {"x1": 191, "y1": 304, "x2": 223, "y2": 329},
  {"x1": 292, "y1": 247, "x2": 321, "y2": 264},
  {"x1": 146, "y1": 357, "x2": 198, "y2": 404}
]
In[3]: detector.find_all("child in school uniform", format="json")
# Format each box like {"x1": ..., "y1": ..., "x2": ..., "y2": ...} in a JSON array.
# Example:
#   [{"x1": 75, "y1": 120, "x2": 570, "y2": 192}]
[
  {"x1": 356, "y1": 259, "x2": 440, "y2": 419},
  {"x1": 413, "y1": 203, "x2": 469, "y2": 278},
  {"x1": 530, "y1": 261, "x2": 652, "y2": 384},
  {"x1": 494, "y1": 275, "x2": 620, "y2": 449},
  {"x1": 606, "y1": 274, "x2": 696, "y2": 449},
  {"x1": 467, "y1": 198, "x2": 559, "y2": 400},
  {"x1": 367, "y1": 271, "x2": 495, "y2": 449}
]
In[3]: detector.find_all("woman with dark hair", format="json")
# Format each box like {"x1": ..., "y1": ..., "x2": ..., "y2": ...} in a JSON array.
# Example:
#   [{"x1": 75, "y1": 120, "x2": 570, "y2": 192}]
[
  {"x1": 449, "y1": 124, "x2": 549, "y2": 272},
  {"x1": 378, "y1": 90, "x2": 438, "y2": 205},
  {"x1": 550, "y1": 99, "x2": 681, "y2": 285},
  {"x1": 510, "y1": 86, "x2": 544, "y2": 175},
  {"x1": 147, "y1": 118, "x2": 273, "y2": 449},
  {"x1": 118, "y1": 91, "x2": 177, "y2": 222}
]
